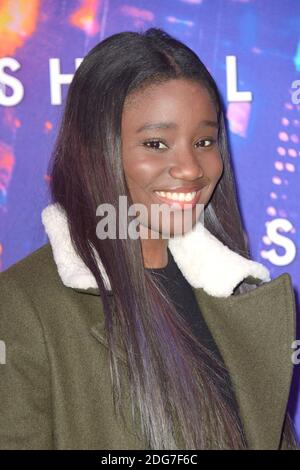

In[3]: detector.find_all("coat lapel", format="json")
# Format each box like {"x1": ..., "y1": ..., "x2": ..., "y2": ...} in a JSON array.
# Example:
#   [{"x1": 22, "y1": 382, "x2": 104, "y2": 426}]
[{"x1": 41, "y1": 202, "x2": 296, "y2": 449}]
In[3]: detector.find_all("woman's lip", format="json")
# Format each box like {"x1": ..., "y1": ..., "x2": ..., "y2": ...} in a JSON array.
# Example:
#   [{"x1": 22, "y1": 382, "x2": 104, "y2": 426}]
[
  {"x1": 152, "y1": 189, "x2": 202, "y2": 209},
  {"x1": 154, "y1": 186, "x2": 204, "y2": 193}
]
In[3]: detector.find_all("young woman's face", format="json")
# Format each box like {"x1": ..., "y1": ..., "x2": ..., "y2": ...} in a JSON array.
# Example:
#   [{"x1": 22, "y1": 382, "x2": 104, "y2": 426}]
[{"x1": 121, "y1": 78, "x2": 223, "y2": 237}]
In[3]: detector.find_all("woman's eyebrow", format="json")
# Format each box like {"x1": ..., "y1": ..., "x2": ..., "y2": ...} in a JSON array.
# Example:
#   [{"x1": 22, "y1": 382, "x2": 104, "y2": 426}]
[{"x1": 136, "y1": 120, "x2": 218, "y2": 133}]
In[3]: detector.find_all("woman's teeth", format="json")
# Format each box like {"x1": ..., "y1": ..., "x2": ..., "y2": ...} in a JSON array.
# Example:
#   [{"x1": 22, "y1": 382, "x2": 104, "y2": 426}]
[{"x1": 154, "y1": 191, "x2": 197, "y2": 202}]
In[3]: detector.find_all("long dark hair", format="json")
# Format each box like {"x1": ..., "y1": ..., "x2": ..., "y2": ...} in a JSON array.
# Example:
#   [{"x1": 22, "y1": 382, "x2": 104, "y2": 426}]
[{"x1": 47, "y1": 27, "x2": 298, "y2": 449}]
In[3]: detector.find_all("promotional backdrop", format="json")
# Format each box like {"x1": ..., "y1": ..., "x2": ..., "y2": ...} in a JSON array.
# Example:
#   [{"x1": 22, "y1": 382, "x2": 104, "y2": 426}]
[{"x1": 1, "y1": 0, "x2": 300, "y2": 440}]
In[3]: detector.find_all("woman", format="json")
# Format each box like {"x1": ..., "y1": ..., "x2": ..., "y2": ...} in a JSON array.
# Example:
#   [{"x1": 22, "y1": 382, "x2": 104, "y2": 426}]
[{"x1": 0, "y1": 27, "x2": 299, "y2": 450}]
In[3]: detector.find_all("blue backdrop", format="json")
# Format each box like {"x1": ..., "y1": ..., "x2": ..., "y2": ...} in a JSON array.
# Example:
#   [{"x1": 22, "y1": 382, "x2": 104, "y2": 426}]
[{"x1": 0, "y1": 0, "x2": 299, "y2": 440}]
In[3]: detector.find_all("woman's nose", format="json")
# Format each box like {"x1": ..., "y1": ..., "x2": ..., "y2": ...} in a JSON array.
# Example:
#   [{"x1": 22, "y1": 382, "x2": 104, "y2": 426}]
[{"x1": 168, "y1": 151, "x2": 204, "y2": 180}]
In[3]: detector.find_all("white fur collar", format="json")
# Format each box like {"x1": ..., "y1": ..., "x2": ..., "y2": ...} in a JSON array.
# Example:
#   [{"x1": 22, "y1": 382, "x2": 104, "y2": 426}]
[{"x1": 41, "y1": 202, "x2": 271, "y2": 298}]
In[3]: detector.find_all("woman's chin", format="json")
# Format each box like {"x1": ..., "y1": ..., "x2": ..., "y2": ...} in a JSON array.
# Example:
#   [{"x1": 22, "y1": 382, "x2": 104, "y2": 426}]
[{"x1": 138, "y1": 219, "x2": 199, "y2": 239}]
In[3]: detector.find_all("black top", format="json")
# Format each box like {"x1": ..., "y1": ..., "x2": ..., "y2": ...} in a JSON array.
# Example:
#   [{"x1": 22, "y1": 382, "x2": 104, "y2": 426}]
[{"x1": 145, "y1": 247, "x2": 243, "y2": 425}]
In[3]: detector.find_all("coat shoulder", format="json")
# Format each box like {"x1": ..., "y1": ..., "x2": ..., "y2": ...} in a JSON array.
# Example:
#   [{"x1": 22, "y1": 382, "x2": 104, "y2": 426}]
[
  {"x1": 233, "y1": 272, "x2": 294, "y2": 297},
  {"x1": 0, "y1": 243, "x2": 64, "y2": 296},
  {"x1": 0, "y1": 242, "x2": 106, "y2": 343}
]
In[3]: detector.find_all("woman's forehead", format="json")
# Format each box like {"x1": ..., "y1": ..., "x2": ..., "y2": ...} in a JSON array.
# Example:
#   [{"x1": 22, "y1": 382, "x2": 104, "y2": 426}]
[{"x1": 122, "y1": 79, "x2": 217, "y2": 130}]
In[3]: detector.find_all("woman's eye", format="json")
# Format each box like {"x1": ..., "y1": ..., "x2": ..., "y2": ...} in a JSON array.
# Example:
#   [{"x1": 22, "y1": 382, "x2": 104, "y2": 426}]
[
  {"x1": 143, "y1": 140, "x2": 168, "y2": 150},
  {"x1": 195, "y1": 139, "x2": 215, "y2": 148}
]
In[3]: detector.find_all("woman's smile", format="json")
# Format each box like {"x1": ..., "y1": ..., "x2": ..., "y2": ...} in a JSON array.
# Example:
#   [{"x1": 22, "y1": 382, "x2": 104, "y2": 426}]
[{"x1": 152, "y1": 188, "x2": 204, "y2": 209}]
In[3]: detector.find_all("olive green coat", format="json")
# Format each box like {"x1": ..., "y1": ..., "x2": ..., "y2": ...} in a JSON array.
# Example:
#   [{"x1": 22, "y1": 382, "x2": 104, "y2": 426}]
[{"x1": 0, "y1": 203, "x2": 297, "y2": 449}]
